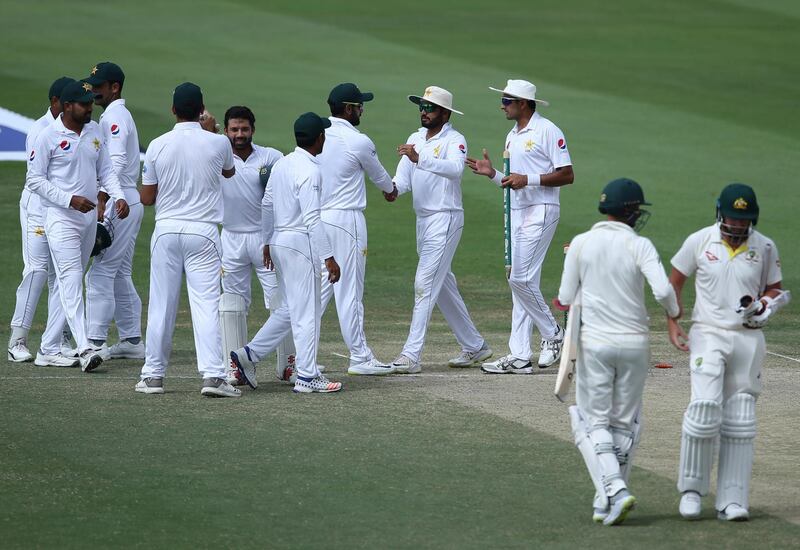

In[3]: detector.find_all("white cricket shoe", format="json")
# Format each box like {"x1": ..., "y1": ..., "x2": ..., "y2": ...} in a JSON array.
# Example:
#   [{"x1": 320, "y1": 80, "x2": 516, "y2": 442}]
[
  {"x1": 8, "y1": 339, "x2": 33, "y2": 362},
  {"x1": 135, "y1": 377, "x2": 164, "y2": 394},
  {"x1": 392, "y1": 354, "x2": 421, "y2": 374},
  {"x1": 593, "y1": 507, "x2": 609, "y2": 523},
  {"x1": 230, "y1": 346, "x2": 257, "y2": 389},
  {"x1": 603, "y1": 489, "x2": 636, "y2": 526},
  {"x1": 108, "y1": 340, "x2": 145, "y2": 359},
  {"x1": 679, "y1": 491, "x2": 702, "y2": 520},
  {"x1": 481, "y1": 354, "x2": 532, "y2": 374},
  {"x1": 34, "y1": 351, "x2": 79, "y2": 368},
  {"x1": 79, "y1": 349, "x2": 104, "y2": 373},
  {"x1": 718, "y1": 503, "x2": 749, "y2": 522},
  {"x1": 276, "y1": 353, "x2": 296, "y2": 383},
  {"x1": 448, "y1": 343, "x2": 493, "y2": 368},
  {"x1": 348, "y1": 358, "x2": 397, "y2": 376},
  {"x1": 61, "y1": 332, "x2": 78, "y2": 358},
  {"x1": 538, "y1": 326, "x2": 564, "y2": 368},
  {"x1": 201, "y1": 377, "x2": 242, "y2": 398},
  {"x1": 293, "y1": 375, "x2": 342, "y2": 393}
]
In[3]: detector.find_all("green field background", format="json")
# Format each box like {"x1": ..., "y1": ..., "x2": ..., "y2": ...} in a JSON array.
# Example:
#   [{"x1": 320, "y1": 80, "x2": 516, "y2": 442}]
[{"x1": 1, "y1": 0, "x2": 798, "y2": 547}]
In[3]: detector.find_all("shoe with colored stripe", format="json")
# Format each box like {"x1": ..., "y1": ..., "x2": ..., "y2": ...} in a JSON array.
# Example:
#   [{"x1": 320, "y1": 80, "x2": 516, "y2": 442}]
[
  {"x1": 603, "y1": 490, "x2": 636, "y2": 526},
  {"x1": 293, "y1": 375, "x2": 342, "y2": 393},
  {"x1": 230, "y1": 346, "x2": 257, "y2": 389}
]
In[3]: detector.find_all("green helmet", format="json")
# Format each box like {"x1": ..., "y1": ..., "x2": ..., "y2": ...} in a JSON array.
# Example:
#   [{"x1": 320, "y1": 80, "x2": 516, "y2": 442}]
[
  {"x1": 598, "y1": 178, "x2": 651, "y2": 231},
  {"x1": 717, "y1": 183, "x2": 758, "y2": 225}
]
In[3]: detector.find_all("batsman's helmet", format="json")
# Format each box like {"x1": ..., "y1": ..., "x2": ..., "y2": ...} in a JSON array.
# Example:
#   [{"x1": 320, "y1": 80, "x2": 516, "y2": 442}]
[
  {"x1": 717, "y1": 183, "x2": 758, "y2": 225},
  {"x1": 598, "y1": 178, "x2": 652, "y2": 231},
  {"x1": 91, "y1": 222, "x2": 113, "y2": 257}
]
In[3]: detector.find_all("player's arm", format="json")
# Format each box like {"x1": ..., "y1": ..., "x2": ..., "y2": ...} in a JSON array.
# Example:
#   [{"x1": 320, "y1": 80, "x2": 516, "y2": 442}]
[
  {"x1": 261, "y1": 178, "x2": 275, "y2": 270},
  {"x1": 392, "y1": 155, "x2": 413, "y2": 197},
  {"x1": 96, "y1": 139, "x2": 129, "y2": 218},
  {"x1": 25, "y1": 134, "x2": 76, "y2": 209},
  {"x1": 667, "y1": 267, "x2": 690, "y2": 351},
  {"x1": 637, "y1": 239, "x2": 680, "y2": 319},
  {"x1": 358, "y1": 137, "x2": 394, "y2": 193},
  {"x1": 140, "y1": 143, "x2": 158, "y2": 206},
  {"x1": 415, "y1": 137, "x2": 466, "y2": 179},
  {"x1": 556, "y1": 239, "x2": 580, "y2": 306},
  {"x1": 221, "y1": 138, "x2": 235, "y2": 178},
  {"x1": 298, "y1": 172, "x2": 337, "y2": 283}
]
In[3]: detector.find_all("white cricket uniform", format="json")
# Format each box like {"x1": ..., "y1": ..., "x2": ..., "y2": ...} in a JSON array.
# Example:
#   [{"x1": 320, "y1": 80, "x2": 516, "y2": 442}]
[
  {"x1": 26, "y1": 115, "x2": 125, "y2": 354},
  {"x1": 394, "y1": 123, "x2": 484, "y2": 363},
  {"x1": 85, "y1": 99, "x2": 144, "y2": 343},
  {"x1": 253, "y1": 147, "x2": 333, "y2": 380},
  {"x1": 491, "y1": 112, "x2": 572, "y2": 356},
  {"x1": 139, "y1": 122, "x2": 234, "y2": 380},
  {"x1": 221, "y1": 143, "x2": 283, "y2": 310},
  {"x1": 672, "y1": 223, "x2": 782, "y2": 511},
  {"x1": 317, "y1": 116, "x2": 394, "y2": 365},
  {"x1": 559, "y1": 220, "x2": 678, "y2": 504},
  {"x1": 11, "y1": 109, "x2": 66, "y2": 340}
]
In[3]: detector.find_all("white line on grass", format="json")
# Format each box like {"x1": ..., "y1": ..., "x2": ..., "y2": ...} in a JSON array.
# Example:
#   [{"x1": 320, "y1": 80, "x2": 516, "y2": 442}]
[{"x1": 767, "y1": 351, "x2": 800, "y2": 364}]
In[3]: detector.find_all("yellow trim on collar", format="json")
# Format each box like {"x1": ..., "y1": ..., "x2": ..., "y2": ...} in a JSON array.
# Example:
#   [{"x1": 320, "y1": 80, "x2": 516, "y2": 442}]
[{"x1": 722, "y1": 240, "x2": 748, "y2": 259}]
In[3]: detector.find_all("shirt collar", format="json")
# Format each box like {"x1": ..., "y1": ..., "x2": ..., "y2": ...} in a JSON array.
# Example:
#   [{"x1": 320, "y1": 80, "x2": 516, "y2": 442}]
[
  {"x1": 513, "y1": 112, "x2": 541, "y2": 135},
  {"x1": 54, "y1": 114, "x2": 78, "y2": 136},
  {"x1": 591, "y1": 220, "x2": 635, "y2": 233},
  {"x1": 294, "y1": 146, "x2": 320, "y2": 164},
  {"x1": 421, "y1": 121, "x2": 452, "y2": 141},
  {"x1": 174, "y1": 121, "x2": 202, "y2": 130},
  {"x1": 329, "y1": 116, "x2": 358, "y2": 132},
  {"x1": 100, "y1": 98, "x2": 126, "y2": 118}
]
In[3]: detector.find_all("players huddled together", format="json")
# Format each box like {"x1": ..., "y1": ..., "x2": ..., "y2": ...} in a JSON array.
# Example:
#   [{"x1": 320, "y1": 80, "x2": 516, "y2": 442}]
[{"x1": 8, "y1": 63, "x2": 789, "y2": 525}]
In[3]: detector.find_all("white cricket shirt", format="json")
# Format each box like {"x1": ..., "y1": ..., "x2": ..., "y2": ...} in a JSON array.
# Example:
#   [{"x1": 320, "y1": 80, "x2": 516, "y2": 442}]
[
  {"x1": 261, "y1": 147, "x2": 333, "y2": 260},
  {"x1": 99, "y1": 99, "x2": 140, "y2": 196},
  {"x1": 558, "y1": 221, "x2": 679, "y2": 337},
  {"x1": 318, "y1": 117, "x2": 394, "y2": 211},
  {"x1": 671, "y1": 224, "x2": 782, "y2": 330},
  {"x1": 222, "y1": 143, "x2": 283, "y2": 232},
  {"x1": 142, "y1": 122, "x2": 234, "y2": 224},
  {"x1": 21, "y1": 109, "x2": 57, "y2": 215},
  {"x1": 393, "y1": 122, "x2": 467, "y2": 217},
  {"x1": 26, "y1": 114, "x2": 124, "y2": 209},
  {"x1": 491, "y1": 112, "x2": 572, "y2": 208}
]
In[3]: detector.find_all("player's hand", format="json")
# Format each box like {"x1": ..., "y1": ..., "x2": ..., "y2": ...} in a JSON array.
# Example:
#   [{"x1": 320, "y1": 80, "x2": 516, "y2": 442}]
[
  {"x1": 501, "y1": 173, "x2": 528, "y2": 190},
  {"x1": 70, "y1": 195, "x2": 96, "y2": 213},
  {"x1": 397, "y1": 144, "x2": 418, "y2": 163},
  {"x1": 383, "y1": 183, "x2": 398, "y2": 202},
  {"x1": 115, "y1": 199, "x2": 130, "y2": 219},
  {"x1": 743, "y1": 302, "x2": 772, "y2": 329},
  {"x1": 96, "y1": 198, "x2": 106, "y2": 221},
  {"x1": 466, "y1": 149, "x2": 495, "y2": 177},
  {"x1": 263, "y1": 245, "x2": 274, "y2": 271},
  {"x1": 199, "y1": 110, "x2": 219, "y2": 133},
  {"x1": 325, "y1": 257, "x2": 340, "y2": 284},
  {"x1": 668, "y1": 317, "x2": 689, "y2": 352}
]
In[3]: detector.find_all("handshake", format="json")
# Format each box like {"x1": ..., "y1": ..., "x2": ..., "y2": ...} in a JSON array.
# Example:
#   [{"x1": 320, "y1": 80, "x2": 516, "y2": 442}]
[
  {"x1": 736, "y1": 290, "x2": 791, "y2": 329},
  {"x1": 383, "y1": 183, "x2": 398, "y2": 202}
]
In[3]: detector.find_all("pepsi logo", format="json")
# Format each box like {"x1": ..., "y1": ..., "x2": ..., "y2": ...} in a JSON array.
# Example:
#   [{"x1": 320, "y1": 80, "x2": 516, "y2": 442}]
[
  {"x1": 29, "y1": 150, "x2": 35, "y2": 161},
  {"x1": 557, "y1": 138, "x2": 566, "y2": 150},
  {"x1": 110, "y1": 124, "x2": 120, "y2": 135},
  {"x1": 59, "y1": 140, "x2": 71, "y2": 151}
]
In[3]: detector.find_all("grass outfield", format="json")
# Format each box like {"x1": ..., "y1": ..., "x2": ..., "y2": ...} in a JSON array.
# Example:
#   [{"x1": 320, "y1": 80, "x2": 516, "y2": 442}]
[{"x1": 1, "y1": 0, "x2": 799, "y2": 548}]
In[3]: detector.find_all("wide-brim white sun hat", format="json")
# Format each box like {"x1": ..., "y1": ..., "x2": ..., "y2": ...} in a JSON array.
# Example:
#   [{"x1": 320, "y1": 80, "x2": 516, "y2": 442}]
[
  {"x1": 408, "y1": 85, "x2": 464, "y2": 115},
  {"x1": 489, "y1": 79, "x2": 549, "y2": 106}
]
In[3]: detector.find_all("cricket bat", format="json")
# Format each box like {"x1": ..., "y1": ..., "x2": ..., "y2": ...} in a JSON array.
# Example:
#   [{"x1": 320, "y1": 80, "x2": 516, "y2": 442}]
[
  {"x1": 503, "y1": 150, "x2": 511, "y2": 279},
  {"x1": 554, "y1": 289, "x2": 581, "y2": 403}
]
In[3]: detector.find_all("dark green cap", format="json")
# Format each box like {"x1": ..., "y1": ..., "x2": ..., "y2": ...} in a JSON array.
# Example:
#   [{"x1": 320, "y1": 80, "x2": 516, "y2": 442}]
[
  {"x1": 327, "y1": 83, "x2": 374, "y2": 106},
  {"x1": 48, "y1": 77, "x2": 75, "y2": 100},
  {"x1": 172, "y1": 82, "x2": 203, "y2": 111},
  {"x1": 294, "y1": 112, "x2": 331, "y2": 141},
  {"x1": 598, "y1": 177, "x2": 650, "y2": 216},
  {"x1": 60, "y1": 80, "x2": 95, "y2": 104},
  {"x1": 718, "y1": 183, "x2": 758, "y2": 222},
  {"x1": 86, "y1": 62, "x2": 125, "y2": 86}
]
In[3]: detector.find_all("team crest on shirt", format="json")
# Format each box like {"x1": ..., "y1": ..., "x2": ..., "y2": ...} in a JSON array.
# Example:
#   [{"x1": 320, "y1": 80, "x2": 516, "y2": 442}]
[
  {"x1": 557, "y1": 138, "x2": 567, "y2": 150},
  {"x1": 34, "y1": 226, "x2": 45, "y2": 236},
  {"x1": 111, "y1": 124, "x2": 120, "y2": 136},
  {"x1": 93, "y1": 138, "x2": 101, "y2": 151},
  {"x1": 524, "y1": 139, "x2": 534, "y2": 152},
  {"x1": 433, "y1": 145, "x2": 441, "y2": 158},
  {"x1": 745, "y1": 249, "x2": 759, "y2": 263},
  {"x1": 704, "y1": 250, "x2": 719, "y2": 262},
  {"x1": 59, "y1": 140, "x2": 71, "y2": 151},
  {"x1": 694, "y1": 357, "x2": 703, "y2": 370},
  {"x1": 29, "y1": 150, "x2": 35, "y2": 161}
]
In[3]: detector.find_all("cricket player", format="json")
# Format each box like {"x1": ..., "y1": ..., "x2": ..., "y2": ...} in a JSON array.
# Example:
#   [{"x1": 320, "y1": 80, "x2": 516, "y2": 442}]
[
  {"x1": 217, "y1": 105, "x2": 294, "y2": 385},
  {"x1": 318, "y1": 83, "x2": 396, "y2": 375},
  {"x1": 232, "y1": 112, "x2": 343, "y2": 393},
  {"x1": 84, "y1": 62, "x2": 145, "y2": 360},
  {"x1": 26, "y1": 79, "x2": 130, "y2": 372},
  {"x1": 135, "y1": 82, "x2": 239, "y2": 397},
  {"x1": 557, "y1": 178, "x2": 679, "y2": 526},
  {"x1": 8, "y1": 77, "x2": 74, "y2": 364},
  {"x1": 386, "y1": 86, "x2": 490, "y2": 373},
  {"x1": 669, "y1": 183, "x2": 788, "y2": 521},
  {"x1": 467, "y1": 79, "x2": 574, "y2": 373}
]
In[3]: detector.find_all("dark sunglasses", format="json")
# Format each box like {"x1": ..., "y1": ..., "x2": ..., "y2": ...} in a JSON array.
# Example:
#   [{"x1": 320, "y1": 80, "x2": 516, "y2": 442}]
[
  {"x1": 418, "y1": 102, "x2": 438, "y2": 113},
  {"x1": 501, "y1": 97, "x2": 518, "y2": 106}
]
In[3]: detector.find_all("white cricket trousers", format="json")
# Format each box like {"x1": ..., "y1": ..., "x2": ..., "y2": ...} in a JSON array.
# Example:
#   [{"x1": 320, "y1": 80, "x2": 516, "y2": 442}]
[
  {"x1": 140, "y1": 220, "x2": 225, "y2": 380},
  {"x1": 269, "y1": 232, "x2": 323, "y2": 380},
  {"x1": 508, "y1": 204, "x2": 560, "y2": 359},
  {"x1": 319, "y1": 209, "x2": 374, "y2": 365},
  {"x1": 221, "y1": 228, "x2": 278, "y2": 310},
  {"x1": 85, "y1": 191, "x2": 144, "y2": 342},
  {"x1": 40, "y1": 207, "x2": 96, "y2": 354},
  {"x1": 401, "y1": 210, "x2": 483, "y2": 363},
  {"x1": 11, "y1": 190, "x2": 65, "y2": 337}
]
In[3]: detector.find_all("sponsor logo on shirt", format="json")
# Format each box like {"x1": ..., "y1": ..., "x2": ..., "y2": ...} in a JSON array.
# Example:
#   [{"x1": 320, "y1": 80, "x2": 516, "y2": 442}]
[
  {"x1": 704, "y1": 250, "x2": 719, "y2": 262},
  {"x1": 29, "y1": 150, "x2": 35, "y2": 161},
  {"x1": 59, "y1": 140, "x2": 71, "y2": 151},
  {"x1": 111, "y1": 124, "x2": 120, "y2": 136},
  {"x1": 458, "y1": 144, "x2": 466, "y2": 154},
  {"x1": 557, "y1": 138, "x2": 566, "y2": 150}
]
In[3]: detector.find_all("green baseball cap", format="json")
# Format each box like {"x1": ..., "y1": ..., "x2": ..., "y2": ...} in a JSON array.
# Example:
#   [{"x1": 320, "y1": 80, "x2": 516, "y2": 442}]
[
  {"x1": 718, "y1": 183, "x2": 759, "y2": 222},
  {"x1": 327, "y1": 83, "x2": 374, "y2": 105},
  {"x1": 172, "y1": 82, "x2": 204, "y2": 111},
  {"x1": 60, "y1": 80, "x2": 95, "y2": 104},
  {"x1": 86, "y1": 62, "x2": 125, "y2": 86},
  {"x1": 48, "y1": 77, "x2": 75, "y2": 100},
  {"x1": 294, "y1": 112, "x2": 331, "y2": 141},
  {"x1": 598, "y1": 177, "x2": 650, "y2": 216}
]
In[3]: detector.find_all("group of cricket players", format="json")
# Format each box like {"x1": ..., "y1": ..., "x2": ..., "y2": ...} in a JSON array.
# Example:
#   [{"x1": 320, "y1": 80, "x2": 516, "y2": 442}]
[{"x1": 7, "y1": 62, "x2": 789, "y2": 526}]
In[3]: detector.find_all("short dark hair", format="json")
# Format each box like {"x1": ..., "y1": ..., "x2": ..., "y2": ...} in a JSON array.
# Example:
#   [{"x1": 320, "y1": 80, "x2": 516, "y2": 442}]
[
  {"x1": 175, "y1": 103, "x2": 203, "y2": 121},
  {"x1": 296, "y1": 134, "x2": 317, "y2": 147},
  {"x1": 328, "y1": 101, "x2": 346, "y2": 116},
  {"x1": 224, "y1": 105, "x2": 256, "y2": 129}
]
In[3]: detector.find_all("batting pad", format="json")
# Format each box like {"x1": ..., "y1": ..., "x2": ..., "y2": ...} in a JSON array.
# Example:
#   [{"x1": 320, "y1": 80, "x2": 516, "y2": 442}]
[
  {"x1": 219, "y1": 292, "x2": 247, "y2": 368},
  {"x1": 612, "y1": 405, "x2": 643, "y2": 483},
  {"x1": 716, "y1": 393, "x2": 757, "y2": 511},
  {"x1": 678, "y1": 399, "x2": 722, "y2": 495},
  {"x1": 569, "y1": 406, "x2": 610, "y2": 508}
]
